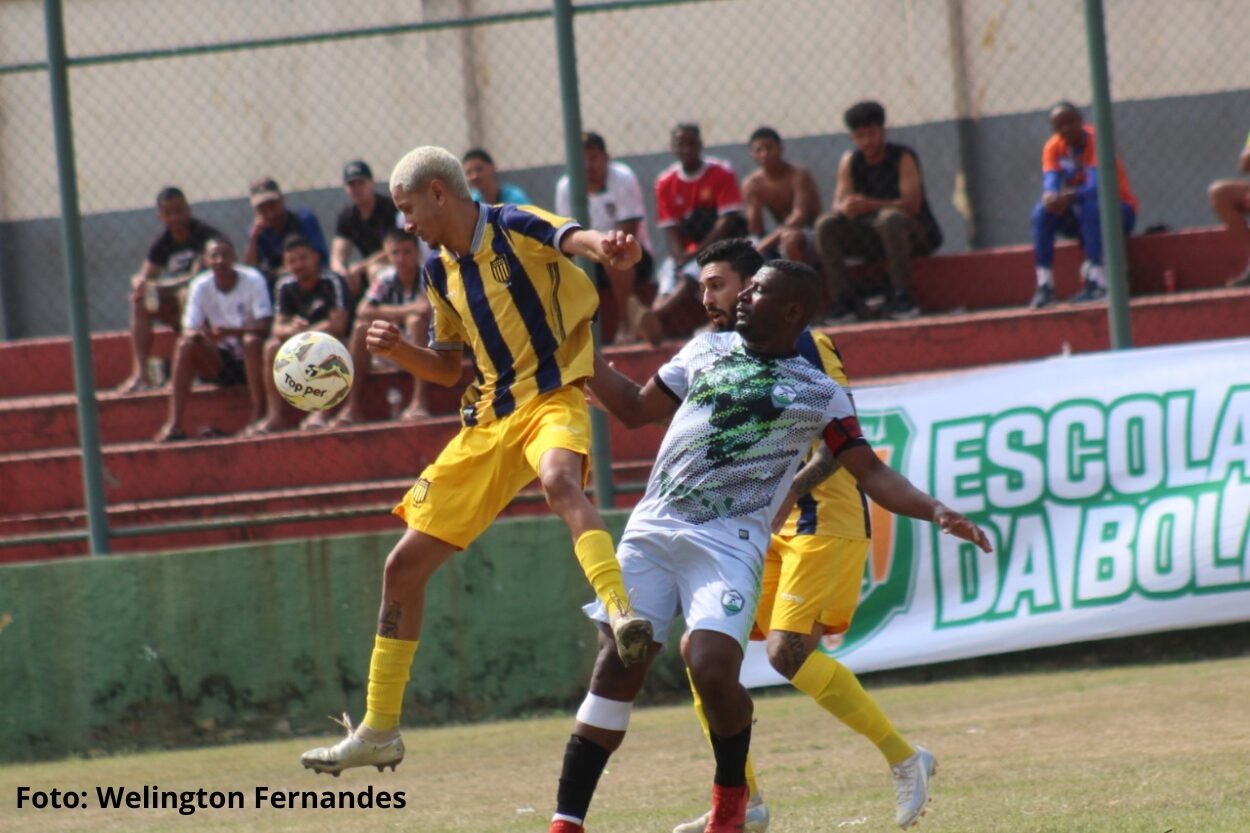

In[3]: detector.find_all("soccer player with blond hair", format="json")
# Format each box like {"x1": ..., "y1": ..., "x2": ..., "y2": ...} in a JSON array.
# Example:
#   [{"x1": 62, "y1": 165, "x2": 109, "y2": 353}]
[{"x1": 300, "y1": 145, "x2": 652, "y2": 776}]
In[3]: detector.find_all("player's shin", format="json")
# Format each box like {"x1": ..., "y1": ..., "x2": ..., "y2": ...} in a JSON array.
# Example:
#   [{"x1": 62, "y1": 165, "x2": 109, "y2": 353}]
[
  {"x1": 791, "y1": 651, "x2": 914, "y2": 765},
  {"x1": 362, "y1": 635, "x2": 419, "y2": 732},
  {"x1": 554, "y1": 695, "x2": 633, "y2": 827},
  {"x1": 688, "y1": 666, "x2": 761, "y2": 800}
]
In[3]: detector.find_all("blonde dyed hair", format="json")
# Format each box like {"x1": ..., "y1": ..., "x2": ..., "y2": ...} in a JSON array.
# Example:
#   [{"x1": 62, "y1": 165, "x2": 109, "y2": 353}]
[{"x1": 389, "y1": 146, "x2": 471, "y2": 199}]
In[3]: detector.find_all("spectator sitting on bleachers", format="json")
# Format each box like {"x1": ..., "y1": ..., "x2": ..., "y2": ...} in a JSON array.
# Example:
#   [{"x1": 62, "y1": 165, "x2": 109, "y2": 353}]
[
  {"x1": 119, "y1": 187, "x2": 223, "y2": 394},
  {"x1": 462, "y1": 148, "x2": 531, "y2": 205},
  {"x1": 250, "y1": 235, "x2": 350, "y2": 435},
  {"x1": 555, "y1": 131, "x2": 661, "y2": 345},
  {"x1": 330, "y1": 229, "x2": 432, "y2": 427},
  {"x1": 1029, "y1": 101, "x2": 1137, "y2": 309},
  {"x1": 1207, "y1": 128, "x2": 1250, "y2": 288},
  {"x1": 243, "y1": 177, "x2": 329, "y2": 284},
  {"x1": 331, "y1": 159, "x2": 399, "y2": 299},
  {"x1": 743, "y1": 126, "x2": 821, "y2": 263},
  {"x1": 815, "y1": 100, "x2": 942, "y2": 322},
  {"x1": 654, "y1": 122, "x2": 747, "y2": 339},
  {"x1": 153, "y1": 236, "x2": 271, "y2": 442}
]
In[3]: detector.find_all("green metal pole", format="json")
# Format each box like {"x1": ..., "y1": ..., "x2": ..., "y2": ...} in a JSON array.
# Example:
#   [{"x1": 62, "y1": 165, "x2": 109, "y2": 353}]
[
  {"x1": 44, "y1": 0, "x2": 111, "y2": 554},
  {"x1": 1083, "y1": 0, "x2": 1132, "y2": 349},
  {"x1": 553, "y1": 0, "x2": 615, "y2": 509}
]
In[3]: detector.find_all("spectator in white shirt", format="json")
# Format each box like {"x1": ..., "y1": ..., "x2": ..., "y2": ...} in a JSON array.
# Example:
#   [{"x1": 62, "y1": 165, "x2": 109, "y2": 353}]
[
  {"x1": 556, "y1": 131, "x2": 661, "y2": 345},
  {"x1": 153, "y1": 236, "x2": 272, "y2": 441}
]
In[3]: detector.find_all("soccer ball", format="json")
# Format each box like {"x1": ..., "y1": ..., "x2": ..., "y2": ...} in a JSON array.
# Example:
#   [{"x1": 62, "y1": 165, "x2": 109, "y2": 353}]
[{"x1": 272, "y1": 331, "x2": 353, "y2": 412}]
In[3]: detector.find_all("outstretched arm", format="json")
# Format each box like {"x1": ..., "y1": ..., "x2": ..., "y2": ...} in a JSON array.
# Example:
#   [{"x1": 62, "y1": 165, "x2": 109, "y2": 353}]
[
  {"x1": 587, "y1": 352, "x2": 679, "y2": 429},
  {"x1": 561, "y1": 228, "x2": 642, "y2": 271},
  {"x1": 836, "y1": 443, "x2": 992, "y2": 552}
]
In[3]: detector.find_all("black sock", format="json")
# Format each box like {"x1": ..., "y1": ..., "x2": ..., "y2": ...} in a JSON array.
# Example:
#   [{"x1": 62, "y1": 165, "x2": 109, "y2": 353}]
[
  {"x1": 555, "y1": 734, "x2": 612, "y2": 823},
  {"x1": 709, "y1": 724, "x2": 752, "y2": 788}
]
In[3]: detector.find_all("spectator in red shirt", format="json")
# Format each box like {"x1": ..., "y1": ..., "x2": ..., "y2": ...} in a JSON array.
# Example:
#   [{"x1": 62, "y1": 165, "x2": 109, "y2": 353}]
[
  {"x1": 1029, "y1": 101, "x2": 1137, "y2": 308},
  {"x1": 1207, "y1": 128, "x2": 1250, "y2": 287},
  {"x1": 653, "y1": 123, "x2": 746, "y2": 339}
]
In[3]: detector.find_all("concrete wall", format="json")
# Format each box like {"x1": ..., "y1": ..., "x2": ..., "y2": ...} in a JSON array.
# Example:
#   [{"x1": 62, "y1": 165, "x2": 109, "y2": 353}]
[
  {"x1": 2, "y1": 0, "x2": 1249, "y2": 337},
  {"x1": 0, "y1": 511, "x2": 695, "y2": 763}
]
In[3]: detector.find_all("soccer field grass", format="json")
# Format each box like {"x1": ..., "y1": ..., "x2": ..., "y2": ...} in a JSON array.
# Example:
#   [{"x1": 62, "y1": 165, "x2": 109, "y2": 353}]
[{"x1": 3, "y1": 656, "x2": 1248, "y2": 832}]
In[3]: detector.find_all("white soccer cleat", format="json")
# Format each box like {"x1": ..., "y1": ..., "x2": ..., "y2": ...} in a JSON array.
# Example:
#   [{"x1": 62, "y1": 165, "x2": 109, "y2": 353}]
[
  {"x1": 892, "y1": 746, "x2": 936, "y2": 829},
  {"x1": 300, "y1": 713, "x2": 405, "y2": 777},
  {"x1": 671, "y1": 793, "x2": 771, "y2": 833}
]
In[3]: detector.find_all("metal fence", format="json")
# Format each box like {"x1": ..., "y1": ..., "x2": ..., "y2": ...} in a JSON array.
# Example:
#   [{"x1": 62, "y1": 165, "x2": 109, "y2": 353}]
[{"x1": 2, "y1": 0, "x2": 1249, "y2": 557}]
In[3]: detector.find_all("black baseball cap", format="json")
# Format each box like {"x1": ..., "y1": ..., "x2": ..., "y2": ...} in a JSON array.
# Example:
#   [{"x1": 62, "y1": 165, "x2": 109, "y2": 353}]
[{"x1": 343, "y1": 160, "x2": 373, "y2": 182}]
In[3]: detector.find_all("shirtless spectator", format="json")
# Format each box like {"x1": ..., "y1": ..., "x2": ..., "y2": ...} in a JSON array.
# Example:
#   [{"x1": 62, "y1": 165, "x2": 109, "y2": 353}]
[
  {"x1": 119, "y1": 187, "x2": 222, "y2": 393},
  {"x1": 153, "y1": 237, "x2": 271, "y2": 442},
  {"x1": 1208, "y1": 128, "x2": 1250, "y2": 287},
  {"x1": 556, "y1": 131, "x2": 661, "y2": 345},
  {"x1": 653, "y1": 123, "x2": 746, "y2": 339},
  {"x1": 252, "y1": 235, "x2": 350, "y2": 435},
  {"x1": 331, "y1": 160, "x2": 399, "y2": 299},
  {"x1": 743, "y1": 126, "x2": 821, "y2": 263},
  {"x1": 331, "y1": 229, "x2": 432, "y2": 427}
]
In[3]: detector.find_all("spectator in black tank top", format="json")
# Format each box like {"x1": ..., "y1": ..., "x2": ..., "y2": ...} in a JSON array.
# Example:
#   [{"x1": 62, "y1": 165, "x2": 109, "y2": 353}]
[
  {"x1": 814, "y1": 101, "x2": 942, "y2": 322},
  {"x1": 331, "y1": 159, "x2": 399, "y2": 300}
]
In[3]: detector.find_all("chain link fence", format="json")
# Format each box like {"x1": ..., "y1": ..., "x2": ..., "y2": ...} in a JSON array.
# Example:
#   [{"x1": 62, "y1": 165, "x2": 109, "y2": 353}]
[{"x1": 2, "y1": 0, "x2": 1249, "y2": 559}]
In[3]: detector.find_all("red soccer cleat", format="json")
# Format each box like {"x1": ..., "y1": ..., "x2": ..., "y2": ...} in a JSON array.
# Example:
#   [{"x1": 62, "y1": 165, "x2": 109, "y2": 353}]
[
  {"x1": 550, "y1": 818, "x2": 586, "y2": 833},
  {"x1": 704, "y1": 783, "x2": 749, "y2": 833}
]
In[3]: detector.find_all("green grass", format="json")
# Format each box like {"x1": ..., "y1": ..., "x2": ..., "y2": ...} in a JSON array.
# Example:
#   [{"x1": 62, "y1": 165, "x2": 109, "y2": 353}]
[{"x1": 2, "y1": 656, "x2": 1248, "y2": 832}]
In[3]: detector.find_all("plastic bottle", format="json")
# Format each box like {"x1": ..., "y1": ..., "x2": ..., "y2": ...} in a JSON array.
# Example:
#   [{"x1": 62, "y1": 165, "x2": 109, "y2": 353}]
[
  {"x1": 387, "y1": 385, "x2": 403, "y2": 420},
  {"x1": 143, "y1": 280, "x2": 160, "y2": 313},
  {"x1": 1163, "y1": 268, "x2": 1176, "y2": 294}
]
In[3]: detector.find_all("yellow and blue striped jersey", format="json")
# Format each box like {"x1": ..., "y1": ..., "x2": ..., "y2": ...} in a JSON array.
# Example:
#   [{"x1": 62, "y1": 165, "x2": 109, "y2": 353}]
[
  {"x1": 779, "y1": 328, "x2": 871, "y2": 541},
  {"x1": 423, "y1": 204, "x2": 599, "y2": 426}
]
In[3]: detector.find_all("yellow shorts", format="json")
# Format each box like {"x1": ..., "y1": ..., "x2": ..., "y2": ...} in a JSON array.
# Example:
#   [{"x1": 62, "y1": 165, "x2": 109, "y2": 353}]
[
  {"x1": 751, "y1": 533, "x2": 870, "y2": 640},
  {"x1": 392, "y1": 384, "x2": 592, "y2": 549}
]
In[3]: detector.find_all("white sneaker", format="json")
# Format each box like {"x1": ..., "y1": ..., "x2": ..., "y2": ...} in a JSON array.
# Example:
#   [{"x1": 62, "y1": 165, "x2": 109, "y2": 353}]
[
  {"x1": 892, "y1": 746, "x2": 936, "y2": 828},
  {"x1": 608, "y1": 594, "x2": 653, "y2": 666},
  {"x1": 300, "y1": 713, "x2": 405, "y2": 776},
  {"x1": 671, "y1": 793, "x2": 770, "y2": 833}
]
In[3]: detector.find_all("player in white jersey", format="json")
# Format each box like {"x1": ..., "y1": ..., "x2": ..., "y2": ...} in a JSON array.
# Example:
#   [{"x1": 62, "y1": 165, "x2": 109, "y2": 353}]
[{"x1": 546, "y1": 260, "x2": 991, "y2": 833}]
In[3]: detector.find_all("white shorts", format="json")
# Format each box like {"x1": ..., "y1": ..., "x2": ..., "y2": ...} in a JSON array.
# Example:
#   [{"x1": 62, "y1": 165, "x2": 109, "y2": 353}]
[{"x1": 585, "y1": 527, "x2": 764, "y2": 649}]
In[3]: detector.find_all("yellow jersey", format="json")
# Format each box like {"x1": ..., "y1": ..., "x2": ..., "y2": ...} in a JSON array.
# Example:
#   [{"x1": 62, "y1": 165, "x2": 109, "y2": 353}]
[
  {"x1": 778, "y1": 328, "x2": 871, "y2": 541},
  {"x1": 424, "y1": 204, "x2": 598, "y2": 426}
]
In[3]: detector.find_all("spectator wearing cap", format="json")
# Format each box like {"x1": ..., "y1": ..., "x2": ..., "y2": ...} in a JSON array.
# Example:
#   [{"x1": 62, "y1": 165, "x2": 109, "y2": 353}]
[
  {"x1": 251, "y1": 234, "x2": 350, "y2": 435},
  {"x1": 555, "y1": 131, "x2": 661, "y2": 345},
  {"x1": 243, "y1": 176, "x2": 329, "y2": 284},
  {"x1": 331, "y1": 159, "x2": 399, "y2": 299},
  {"x1": 119, "y1": 186, "x2": 223, "y2": 393},
  {"x1": 462, "y1": 148, "x2": 531, "y2": 205}
]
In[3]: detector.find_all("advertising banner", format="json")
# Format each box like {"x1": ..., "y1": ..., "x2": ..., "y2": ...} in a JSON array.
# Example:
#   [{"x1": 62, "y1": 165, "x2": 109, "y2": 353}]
[{"x1": 743, "y1": 338, "x2": 1250, "y2": 686}]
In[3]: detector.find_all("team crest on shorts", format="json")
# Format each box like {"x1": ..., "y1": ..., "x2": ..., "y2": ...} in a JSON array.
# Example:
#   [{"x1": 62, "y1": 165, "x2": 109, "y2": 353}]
[
  {"x1": 489, "y1": 255, "x2": 511, "y2": 285},
  {"x1": 410, "y1": 478, "x2": 431, "y2": 506},
  {"x1": 721, "y1": 589, "x2": 745, "y2": 616}
]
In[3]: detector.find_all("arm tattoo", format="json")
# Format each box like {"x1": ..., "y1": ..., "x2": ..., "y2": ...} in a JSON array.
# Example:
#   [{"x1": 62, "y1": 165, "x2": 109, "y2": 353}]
[
  {"x1": 789, "y1": 444, "x2": 840, "y2": 500},
  {"x1": 378, "y1": 602, "x2": 402, "y2": 638}
]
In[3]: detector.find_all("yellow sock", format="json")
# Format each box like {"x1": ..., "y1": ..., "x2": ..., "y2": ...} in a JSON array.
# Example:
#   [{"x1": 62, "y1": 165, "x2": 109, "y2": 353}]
[
  {"x1": 362, "y1": 635, "x2": 419, "y2": 732},
  {"x1": 687, "y1": 668, "x2": 761, "y2": 800},
  {"x1": 791, "y1": 651, "x2": 915, "y2": 766},
  {"x1": 574, "y1": 530, "x2": 630, "y2": 619}
]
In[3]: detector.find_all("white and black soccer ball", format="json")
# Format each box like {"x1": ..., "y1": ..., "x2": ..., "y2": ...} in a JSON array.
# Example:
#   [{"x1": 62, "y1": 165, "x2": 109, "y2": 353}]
[{"x1": 271, "y1": 331, "x2": 354, "y2": 412}]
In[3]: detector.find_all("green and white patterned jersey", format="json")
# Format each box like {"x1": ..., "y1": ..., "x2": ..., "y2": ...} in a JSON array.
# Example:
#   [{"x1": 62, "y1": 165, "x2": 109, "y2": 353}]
[{"x1": 632, "y1": 331, "x2": 866, "y2": 555}]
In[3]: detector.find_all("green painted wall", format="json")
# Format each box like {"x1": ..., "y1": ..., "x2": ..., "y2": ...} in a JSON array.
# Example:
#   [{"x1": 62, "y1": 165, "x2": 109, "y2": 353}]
[{"x1": 0, "y1": 511, "x2": 688, "y2": 762}]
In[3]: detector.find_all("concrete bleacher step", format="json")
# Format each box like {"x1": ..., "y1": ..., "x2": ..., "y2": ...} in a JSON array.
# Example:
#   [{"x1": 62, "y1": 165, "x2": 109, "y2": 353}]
[
  {"x1": 0, "y1": 461, "x2": 652, "y2": 564},
  {"x1": 3, "y1": 226, "x2": 1243, "y2": 401},
  {"x1": 5, "y1": 286, "x2": 1248, "y2": 456}
]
